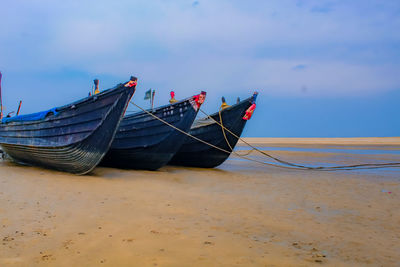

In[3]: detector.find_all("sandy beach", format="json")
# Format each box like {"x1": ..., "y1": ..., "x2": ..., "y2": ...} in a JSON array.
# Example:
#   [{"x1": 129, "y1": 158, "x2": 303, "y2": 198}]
[
  {"x1": 1, "y1": 138, "x2": 399, "y2": 266},
  {"x1": 239, "y1": 137, "x2": 400, "y2": 146}
]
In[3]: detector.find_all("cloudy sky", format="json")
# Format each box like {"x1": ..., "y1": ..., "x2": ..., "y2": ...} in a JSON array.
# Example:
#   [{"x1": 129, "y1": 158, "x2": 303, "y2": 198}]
[{"x1": 1, "y1": 0, "x2": 399, "y2": 137}]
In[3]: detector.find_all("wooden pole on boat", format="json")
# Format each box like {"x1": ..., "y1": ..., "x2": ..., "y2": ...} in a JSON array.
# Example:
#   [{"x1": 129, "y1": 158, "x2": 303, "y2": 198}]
[
  {"x1": 151, "y1": 90, "x2": 155, "y2": 110},
  {"x1": 0, "y1": 72, "x2": 3, "y2": 120},
  {"x1": 94, "y1": 79, "x2": 100, "y2": 94},
  {"x1": 16, "y1": 100, "x2": 22, "y2": 116},
  {"x1": 148, "y1": 88, "x2": 152, "y2": 108}
]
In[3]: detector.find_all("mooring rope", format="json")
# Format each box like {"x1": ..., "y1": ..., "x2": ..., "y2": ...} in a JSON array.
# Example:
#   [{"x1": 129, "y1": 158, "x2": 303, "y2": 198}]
[
  {"x1": 129, "y1": 101, "x2": 307, "y2": 170},
  {"x1": 129, "y1": 101, "x2": 400, "y2": 171},
  {"x1": 202, "y1": 108, "x2": 400, "y2": 170}
]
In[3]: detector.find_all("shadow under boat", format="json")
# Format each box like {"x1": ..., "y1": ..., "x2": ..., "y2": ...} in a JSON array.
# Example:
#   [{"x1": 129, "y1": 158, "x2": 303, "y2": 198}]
[
  {"x1": 168, "y1": 92, "x2": 258, "y2": 168},
  {"x1": 100, "y1": 92, "x2": 206, "y2": 170},
  {"x1": 0, "y1": 78, "x2": 137, "y2": 175}
]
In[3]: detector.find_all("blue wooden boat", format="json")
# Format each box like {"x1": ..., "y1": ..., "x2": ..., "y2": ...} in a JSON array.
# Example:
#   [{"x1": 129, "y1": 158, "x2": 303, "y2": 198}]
[
  {"x1": 169, "y1": 93, "x2": 257, "y2": 168},
  {"x1": 0, "y1": 78, "x2": 137, "y2": 174},
  {"x1": 101, "y1": 92, "x2": 206, "y2": 170}
]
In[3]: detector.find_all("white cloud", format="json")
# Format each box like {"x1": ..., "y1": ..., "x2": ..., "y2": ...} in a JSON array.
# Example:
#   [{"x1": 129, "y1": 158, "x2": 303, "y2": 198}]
[{"x1": 0, "y1": 0, "x2": 399, "y2": 97}]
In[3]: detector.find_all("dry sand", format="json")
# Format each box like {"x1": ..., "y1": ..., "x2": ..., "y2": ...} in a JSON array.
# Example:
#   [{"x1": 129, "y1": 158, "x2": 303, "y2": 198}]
[{"x1": 1, "y1": 138, "x2": 400, "y2": 266}]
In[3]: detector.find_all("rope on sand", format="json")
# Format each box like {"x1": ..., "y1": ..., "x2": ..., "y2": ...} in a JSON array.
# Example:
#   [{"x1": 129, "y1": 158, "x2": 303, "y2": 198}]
[
  {"x1": 205, "y1": 109, "x2": 400, "y2": 170},
  {"x1": 129, "y1": 101, "x2": 400, "y2": 171}
]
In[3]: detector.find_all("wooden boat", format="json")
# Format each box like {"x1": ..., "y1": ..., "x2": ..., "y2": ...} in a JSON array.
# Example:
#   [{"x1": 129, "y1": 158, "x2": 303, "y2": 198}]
[
  {"x1": 169, "y1": 93, "x2": 258, "y2": 168},
  {"x1": 0, "y1": 78, "x2": 137, "y2": 174},
  {"x1": 101, "y1": 92, "x2": 206, "y2": 170}
]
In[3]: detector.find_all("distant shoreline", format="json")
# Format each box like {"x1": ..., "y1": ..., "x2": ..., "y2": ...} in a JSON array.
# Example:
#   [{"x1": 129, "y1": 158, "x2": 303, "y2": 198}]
[{"x1": 239, "y1": 137, "x2": 400, "y2": 146}]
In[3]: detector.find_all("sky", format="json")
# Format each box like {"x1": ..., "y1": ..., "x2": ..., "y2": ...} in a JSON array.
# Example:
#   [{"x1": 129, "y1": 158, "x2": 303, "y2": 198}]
[{"x1": 0, "y1": 0, "x2": 399, "y2": 137}]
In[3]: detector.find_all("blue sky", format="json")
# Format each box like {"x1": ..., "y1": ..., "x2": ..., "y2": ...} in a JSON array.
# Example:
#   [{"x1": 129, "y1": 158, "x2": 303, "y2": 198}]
[{"x1": 0, "y1": 0, "x2": 399, "y2": 137}]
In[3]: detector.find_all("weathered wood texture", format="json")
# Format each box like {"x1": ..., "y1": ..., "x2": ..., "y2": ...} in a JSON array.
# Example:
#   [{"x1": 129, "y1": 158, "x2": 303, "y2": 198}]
[
  {"x1": 0, "y1": 83, "x2": 136, "y2": 174},
  {"x1": 169, "y1": 95, "x2": 256, "y2": 168},
  {"x1": 101, "y1": 96, "x2": 201, "y2": 170}
]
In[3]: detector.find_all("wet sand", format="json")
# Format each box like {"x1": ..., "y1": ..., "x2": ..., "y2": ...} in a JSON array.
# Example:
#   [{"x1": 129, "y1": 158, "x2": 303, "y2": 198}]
[
  {"x1": 239, "y1": 137, "x2": 400, "y2": 146},
  {"x1": 1, "y1": 138, "x2": 400, "y2": 266}
]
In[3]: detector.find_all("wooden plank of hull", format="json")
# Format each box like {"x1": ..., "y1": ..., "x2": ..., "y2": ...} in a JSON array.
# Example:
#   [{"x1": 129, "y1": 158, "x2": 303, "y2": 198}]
[
  {"x1": 101, "y1": 97, "x2": 199, "y2": 170},
  {"x1": 0, "y1": 84, "x2": 135, "y2": 174},
  {"x1": 168, "y1": 97, "x2": 254, "y2": 168}
]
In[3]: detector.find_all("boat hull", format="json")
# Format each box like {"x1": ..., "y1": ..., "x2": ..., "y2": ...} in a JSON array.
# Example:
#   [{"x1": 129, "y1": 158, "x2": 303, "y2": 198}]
[
  {"x1": 0, "y1": 83, "x2": 135, "y2": 174},
  {"x1": 101, "y1": 97, "x2": 200, "y2": 170},
  {"x1": 169, "y1": 96, "x2": 255, "y2": 168}
]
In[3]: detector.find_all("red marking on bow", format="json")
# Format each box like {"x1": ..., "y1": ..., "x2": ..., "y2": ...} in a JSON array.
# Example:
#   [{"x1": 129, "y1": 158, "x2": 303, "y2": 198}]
[
  {"x1": 125, "y1": 80, "x2": 137, "y2": 87},
  {"x1": 243, "y1": 103, "x2": 256, "y2": 120},
  {"x1": 194, "y1": 91, "x2": 207, "y2": 108}
]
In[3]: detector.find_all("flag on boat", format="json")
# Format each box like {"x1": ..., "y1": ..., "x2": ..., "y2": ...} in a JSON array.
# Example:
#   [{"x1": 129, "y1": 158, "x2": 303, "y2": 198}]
[{"x1": 144, "y1": 89, "x2": 152, "y2": 100}]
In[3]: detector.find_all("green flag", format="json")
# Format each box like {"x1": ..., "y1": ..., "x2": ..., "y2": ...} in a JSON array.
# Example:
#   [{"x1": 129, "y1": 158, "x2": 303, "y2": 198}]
[{"x1": 144, "y1": 89, "x2": 151, "y2": 100}]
